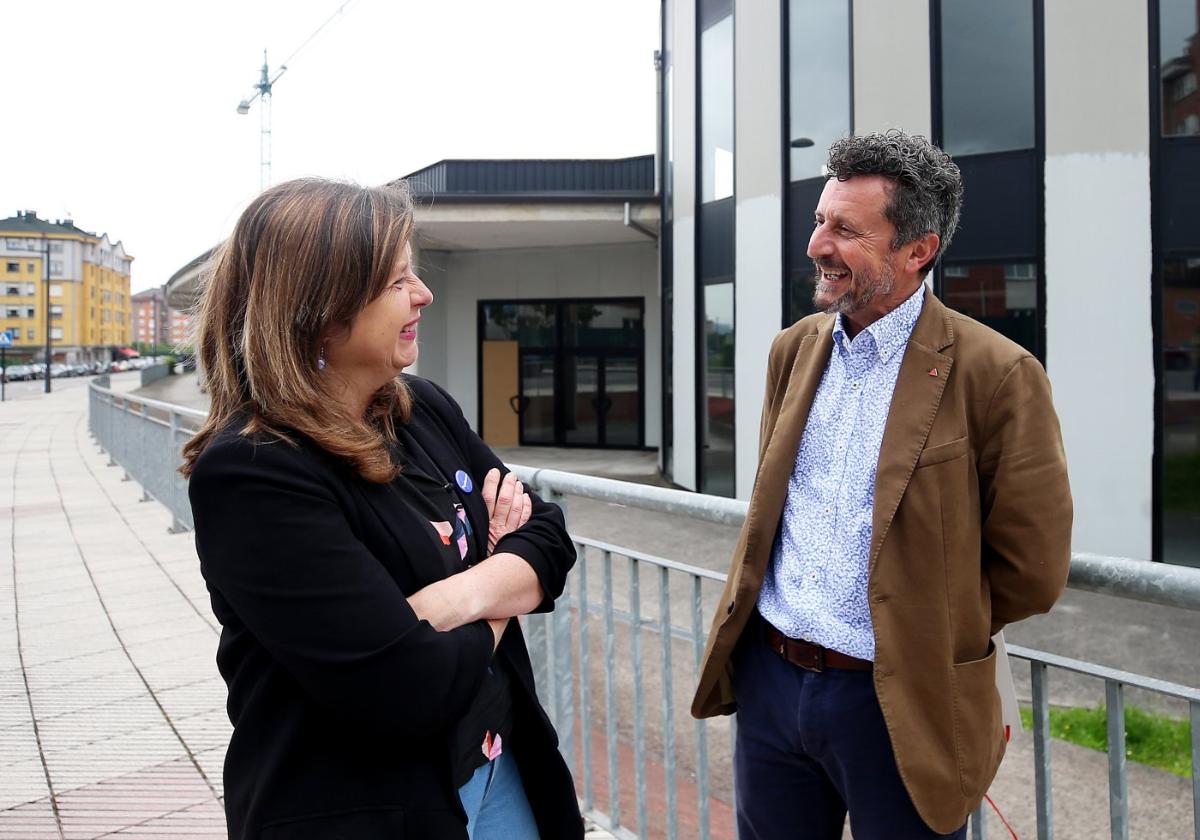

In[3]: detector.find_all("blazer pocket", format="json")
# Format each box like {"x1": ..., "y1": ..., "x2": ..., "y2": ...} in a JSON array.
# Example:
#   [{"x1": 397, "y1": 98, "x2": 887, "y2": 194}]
[
  {"x1": 950, "y1": 642, "x2": 1003, "y2": 799},
  {"x1": 915, "y1": 436, "x2": 970, "y2": 469}
]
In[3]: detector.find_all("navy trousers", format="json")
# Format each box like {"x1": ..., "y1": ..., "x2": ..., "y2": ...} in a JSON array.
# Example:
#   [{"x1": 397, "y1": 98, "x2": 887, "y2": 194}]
[{"x1": 732, "y1": 620, "x2": 967, "y2": 840}]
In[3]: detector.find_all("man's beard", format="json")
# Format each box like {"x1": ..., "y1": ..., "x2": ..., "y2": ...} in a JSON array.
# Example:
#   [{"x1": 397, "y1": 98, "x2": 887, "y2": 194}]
[{"x1": 812, "y1": 259, "x2": 896, "y2": 316}]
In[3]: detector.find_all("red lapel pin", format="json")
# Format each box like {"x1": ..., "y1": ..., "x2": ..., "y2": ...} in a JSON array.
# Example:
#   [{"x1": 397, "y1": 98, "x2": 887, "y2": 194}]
[{"x1": 928, "y1": 368, "x2": 938, "y2": 377}]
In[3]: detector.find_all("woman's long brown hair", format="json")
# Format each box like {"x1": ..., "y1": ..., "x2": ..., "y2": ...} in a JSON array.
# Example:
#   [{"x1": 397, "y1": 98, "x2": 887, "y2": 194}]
[{"x1": 180, "y1": 178, "x2": 415, "y2": 483}]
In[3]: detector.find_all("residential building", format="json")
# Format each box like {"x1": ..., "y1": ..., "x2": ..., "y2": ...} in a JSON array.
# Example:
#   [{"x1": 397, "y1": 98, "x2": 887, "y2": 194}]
[
  {"x1": 132, "y1": 287, "x2": 169, "y2": 348},
  {"x1": 0, "y1": 211, "x2": 133, "y2": 363}
]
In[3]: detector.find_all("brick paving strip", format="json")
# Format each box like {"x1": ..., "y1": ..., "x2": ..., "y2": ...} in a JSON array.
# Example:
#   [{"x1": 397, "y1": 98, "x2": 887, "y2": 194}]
[{"x1": 0, "y1": 385, "x2": 619, "y2": 840}]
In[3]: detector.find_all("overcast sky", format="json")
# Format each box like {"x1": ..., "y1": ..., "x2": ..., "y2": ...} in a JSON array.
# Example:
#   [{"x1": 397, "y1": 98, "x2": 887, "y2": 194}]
[{"x1": 1, "y1": 0, "x2": 659, "y2": 293}]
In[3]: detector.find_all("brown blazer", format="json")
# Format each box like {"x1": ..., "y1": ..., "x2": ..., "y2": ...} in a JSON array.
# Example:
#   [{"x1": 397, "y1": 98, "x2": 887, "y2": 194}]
[{"x1": 691, "y1": 288, "x2": 1072, "y2": 833}]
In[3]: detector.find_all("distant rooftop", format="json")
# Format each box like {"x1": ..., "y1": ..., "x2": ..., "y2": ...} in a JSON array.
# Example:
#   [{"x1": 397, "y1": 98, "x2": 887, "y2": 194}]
[
  {"x1": 0, "y1": 210, "x2": 94, "y2": 237},
  {"x1": 396, "y1": 155, "x2": 655, "y2": 202}
]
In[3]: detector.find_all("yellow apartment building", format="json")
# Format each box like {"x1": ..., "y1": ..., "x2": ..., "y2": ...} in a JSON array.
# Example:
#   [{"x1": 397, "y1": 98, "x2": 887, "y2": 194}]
[{"x1": 0, "y1": 210, "x2": 132, "y2": 364}]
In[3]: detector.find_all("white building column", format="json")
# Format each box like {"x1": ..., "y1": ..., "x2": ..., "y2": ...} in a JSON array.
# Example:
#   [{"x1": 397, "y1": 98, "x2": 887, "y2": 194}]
[
  {"x1": 671, "y1": 0, "x2": 699, "y2": 490},
  {"x1": 1043, "y1": 0, "x2": 1153, "y2": 560},
  {"x1": 733, "y1": 0, "x2": 784, "y2": 499}
]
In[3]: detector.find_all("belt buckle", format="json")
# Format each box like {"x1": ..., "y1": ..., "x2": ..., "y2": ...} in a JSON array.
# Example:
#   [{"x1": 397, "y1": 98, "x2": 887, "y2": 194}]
[{"x1": 797, "y1": 646, "x2": 824, "y2": 673}]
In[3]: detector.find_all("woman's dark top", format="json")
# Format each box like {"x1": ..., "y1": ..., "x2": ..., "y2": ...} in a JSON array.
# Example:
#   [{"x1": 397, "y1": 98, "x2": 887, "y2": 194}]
[
  {"x1": 188, "y1": 376, "x2": 582, "y2": 840},
  {"x1": 391, "y1": 428, "x2": 514, "y2": 788}
]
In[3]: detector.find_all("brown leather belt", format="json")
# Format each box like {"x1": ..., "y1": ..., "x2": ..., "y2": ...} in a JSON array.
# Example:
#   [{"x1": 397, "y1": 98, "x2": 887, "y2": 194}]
[{"x1": 762, "y1": 623, "x2": 873, "y2": 672}]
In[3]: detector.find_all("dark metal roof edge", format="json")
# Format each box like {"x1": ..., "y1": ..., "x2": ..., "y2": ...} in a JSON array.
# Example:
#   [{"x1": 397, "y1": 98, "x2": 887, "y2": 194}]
[
  {"x1": 399, "y1": 153, "x2": 655, "y2": 181},
  {"x1": 412, "y1": 192, "x2": 658, "y2": 205}
]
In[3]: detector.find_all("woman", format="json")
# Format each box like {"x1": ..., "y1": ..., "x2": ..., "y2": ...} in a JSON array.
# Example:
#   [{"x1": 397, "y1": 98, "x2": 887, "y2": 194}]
[{"x1": 181, "y1": 178, "x2": 582, "y2": 839}]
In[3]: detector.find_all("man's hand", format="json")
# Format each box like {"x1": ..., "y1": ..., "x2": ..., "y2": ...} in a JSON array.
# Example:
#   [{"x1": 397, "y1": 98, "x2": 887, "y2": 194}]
[{"x1": 481, "y1": 468, "x2": 532, "y2": 555}]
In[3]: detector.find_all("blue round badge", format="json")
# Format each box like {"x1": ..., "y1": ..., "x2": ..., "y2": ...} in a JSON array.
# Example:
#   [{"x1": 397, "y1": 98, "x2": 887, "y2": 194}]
[{"x1": 455, "y1": 470, "x2": 473, "y2": 493}]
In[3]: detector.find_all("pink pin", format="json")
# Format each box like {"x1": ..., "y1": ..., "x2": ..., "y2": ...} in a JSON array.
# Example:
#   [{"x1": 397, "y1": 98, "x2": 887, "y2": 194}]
[{"x1": 928, "y1": 368, "x2": 938, "y2": 377}]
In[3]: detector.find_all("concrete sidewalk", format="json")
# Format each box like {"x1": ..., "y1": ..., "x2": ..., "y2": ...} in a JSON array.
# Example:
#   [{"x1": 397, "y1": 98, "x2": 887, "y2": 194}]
[{"x1": 0, "y1": 385, "x2": 618, "y2": 839}]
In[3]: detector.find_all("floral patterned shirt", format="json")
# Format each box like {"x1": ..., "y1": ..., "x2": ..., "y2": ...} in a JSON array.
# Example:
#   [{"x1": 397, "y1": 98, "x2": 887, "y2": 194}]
[{"x1": 757, "y1": 285, "x2": 925, "y2": 660}]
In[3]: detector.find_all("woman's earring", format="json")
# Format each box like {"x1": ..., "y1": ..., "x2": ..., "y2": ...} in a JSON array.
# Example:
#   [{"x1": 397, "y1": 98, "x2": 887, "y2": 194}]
[{"x1": 317, "y1": 344, "x2": 327, "y2": 371}]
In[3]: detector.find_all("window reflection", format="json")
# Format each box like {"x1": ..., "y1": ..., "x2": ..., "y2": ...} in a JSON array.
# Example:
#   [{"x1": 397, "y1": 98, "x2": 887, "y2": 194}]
[
  {"x1": 788, "y1": 0, "x2": 851, "y2": 182},
  {"x1": 940, "y1": 0, "x2": 1035, "y2": 155},
  {"x1": 483, "y1": 303, "x2": 556, "y2": 347},
  {"x1": 700, "y1": 11, "x2": 734, "y2": 203},
  {"x1": 702, "y1": 281, "x2": 735, "y2": 496},
  {"x1": 1162, "y1": 256, "x2": 1200, "y2": 567},
  {"x1": 940, "y1": 262, "x2": 1039, "y2": 355},
  {"x1": 1161, "y1": 0, "x2": 1200, "y2": 136}
]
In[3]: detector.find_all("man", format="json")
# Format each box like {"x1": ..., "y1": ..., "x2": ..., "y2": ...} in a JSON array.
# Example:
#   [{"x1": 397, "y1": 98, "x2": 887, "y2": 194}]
[{"x1": 691, "y1": 130, "x2": 1072, "y2": 839}]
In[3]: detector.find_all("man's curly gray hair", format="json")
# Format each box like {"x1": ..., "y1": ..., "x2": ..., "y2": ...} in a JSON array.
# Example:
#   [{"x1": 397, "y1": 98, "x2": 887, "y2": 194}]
[{"x1": 825, "y1": 130, "x2": 963, "y2": 277}]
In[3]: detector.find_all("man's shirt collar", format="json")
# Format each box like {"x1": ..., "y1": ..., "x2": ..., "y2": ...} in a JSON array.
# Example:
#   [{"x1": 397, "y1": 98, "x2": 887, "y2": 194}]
[{"x1": 832, "y1": 284, "x2": 925, "y2": 363}]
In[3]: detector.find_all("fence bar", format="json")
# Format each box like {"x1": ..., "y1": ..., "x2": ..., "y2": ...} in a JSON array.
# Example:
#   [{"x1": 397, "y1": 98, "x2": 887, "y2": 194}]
[
  {"x1": 578, "y1": 546, "x2": 593, "y2": 813},
  {"x1": 631, "y1": 559, "x2": 647, "y2": 837},
  {"x1": 1192, "y1": 700, "x2": 1199, "y2": 840},
  {"x1": 659, "y1": 565, "x2": 677, "y2": 840},
  {"x1": 603, "y1": 550, "x2": 621, "y2": 828},
  {"x1": 1031, "y1": 661, "x2": 1054, "y2": 840},
  {"x1": 692, "y1": 575, "x2": 710, "y2": 840},
  {"x1": 970, "y1": 805, "x2": 986, "y2": 839},
  {"x1": 1105, "y1": 680, "x2": 1129, "y2": 840}
]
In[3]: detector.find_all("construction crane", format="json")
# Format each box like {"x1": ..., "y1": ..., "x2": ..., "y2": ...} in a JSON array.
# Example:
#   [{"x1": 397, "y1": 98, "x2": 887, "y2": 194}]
[
  {"x1": 237, "y1": 51, "x2": 286, "y2": 191},
  {"x1": 235, "y1": 1, "x2": 358, "y2": 191}
]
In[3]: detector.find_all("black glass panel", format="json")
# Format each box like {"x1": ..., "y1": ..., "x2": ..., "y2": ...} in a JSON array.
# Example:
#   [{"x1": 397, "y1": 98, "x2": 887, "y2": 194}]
[
  {"x1": 605, "y1": 355, "x2": 641, "y2": 447},
  {"x1": 564, "y1": 302, "x2": 642, "y2": 349},
  {"x1": 483, "y1": 303, "x2": 556, "y2": 347},
  {"x1": 947, "y1": 152, "x2": 1039, "y2": 261},
  {"x1": 787, "y1": 176, "x2": 826, "y2": 325},
  {"x1": 940, "y1": 0, "x2": 1035, "y2": 155},
  {"x1": 1161, "y1": 0, "x2": 1200, "y2": 136},
  {"x1": 520, "y1": 352, "x2": 556, "y2": 445},
  {"x1": 702, "y1": 282, "x2": 735, "y2": 497},
  {"x1": 940, "y1": 262, "x2": 1039, "y2": 356},
  {"x1": 1161, "y1": 256, "x2": 1200, "y2": 567},
  {"x1": 563, "y1": 353, "x2": 600, "y2": 446}
]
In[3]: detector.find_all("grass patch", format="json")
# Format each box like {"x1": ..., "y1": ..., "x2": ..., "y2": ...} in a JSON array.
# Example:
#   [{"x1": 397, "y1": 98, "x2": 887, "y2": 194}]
[{"x1": 1018, "y1": 704, "x2": 1192, "y2": 778}]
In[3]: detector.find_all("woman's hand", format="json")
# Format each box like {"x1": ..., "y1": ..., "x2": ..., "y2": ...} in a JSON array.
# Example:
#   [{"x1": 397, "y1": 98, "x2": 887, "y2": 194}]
[{"x1": 481, "y1": 468, "x2": 532, "y2": 555}]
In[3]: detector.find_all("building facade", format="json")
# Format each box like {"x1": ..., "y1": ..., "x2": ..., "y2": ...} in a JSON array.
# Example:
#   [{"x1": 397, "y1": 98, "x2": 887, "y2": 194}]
[
  {"x1": 659, "y1": 0, "x2": 1200, "y2": 567},
  {"x1": 0, "y1": 211, "x2": 133, "y2": 363},
  {"x1": 132, "y1": 287, "x2": 169, "y2": 348}
]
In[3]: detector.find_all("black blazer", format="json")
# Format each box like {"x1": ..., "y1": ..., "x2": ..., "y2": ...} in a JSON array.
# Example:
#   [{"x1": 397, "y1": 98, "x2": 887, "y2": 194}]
[{"x1": 189, "y1": 376, "x2": 582, "y2": 840}]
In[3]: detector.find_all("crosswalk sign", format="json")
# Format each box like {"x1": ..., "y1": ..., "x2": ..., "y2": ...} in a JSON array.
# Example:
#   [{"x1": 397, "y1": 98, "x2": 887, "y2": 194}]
[{"x1": 0, "y1": 332, "x2": 12, "y2": 348}]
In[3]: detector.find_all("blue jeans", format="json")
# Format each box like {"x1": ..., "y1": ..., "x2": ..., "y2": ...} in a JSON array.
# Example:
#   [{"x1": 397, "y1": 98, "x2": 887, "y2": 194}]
[{"x1": 458, "y1": 750, "x2": 540, "y2": 839}]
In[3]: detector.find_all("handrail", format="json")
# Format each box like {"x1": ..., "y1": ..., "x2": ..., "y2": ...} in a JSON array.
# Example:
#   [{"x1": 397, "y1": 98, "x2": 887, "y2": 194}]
[{"x1": 509, "y1": 465, "x2": 1200, "y2": 614}]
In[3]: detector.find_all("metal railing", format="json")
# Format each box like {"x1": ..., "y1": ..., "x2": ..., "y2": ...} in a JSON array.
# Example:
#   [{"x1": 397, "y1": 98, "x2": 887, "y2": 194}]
[
  {"x1": 87, "y1": 378, "x2": 1200, "y2": 840},
  {"x1": 513, "y1": 466, "x2": 1200, "y2": 840},
  {"x1": 88, "y1": 377, "x2": 207, "y2": 532}
]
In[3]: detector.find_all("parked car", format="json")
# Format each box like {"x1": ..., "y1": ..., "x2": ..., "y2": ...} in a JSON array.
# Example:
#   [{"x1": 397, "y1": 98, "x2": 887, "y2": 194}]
[
  {"x1": 3, "y1": 365, "x2": 31, "y2": 382},
  {"x1": 49, "y1": 364, "x2": 69, "y2": 378}
]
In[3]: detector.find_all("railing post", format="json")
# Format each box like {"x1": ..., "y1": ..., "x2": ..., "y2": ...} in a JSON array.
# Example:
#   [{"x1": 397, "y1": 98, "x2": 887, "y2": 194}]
[
  {"x1": 659, "y1": 565, "x2": 677, "y2": 840},
  {"x1": 578, "y1": 544, "x2": 593, "y2": 814},
  {"x1": 970, "y1": 805, "x2": 986, "y2": 839},
  {"x1": 692, "y1": 574, "x2": 710, "y2": 840},
  {"x1": 1032, "y1": 660, "x2": 1054, "y2": 840},
  {"x1": 1105, "y1": 680, "x2": 1129, "y2": 840},
  {"x1": 167, "y1": 410, "x2": 188, "y2": 533},
  {"x1": 632, "y1": 558, "x2": 647, "y2": 836},
  {"x1": 1191, "y1": 699, "x2": 1199, "y2": 840},
  {"x1": 540, "y1": 486, "x2": 574, "y2": 776},
  {"x1": 602, "y1": 549, "x2": 620, "y2": 829}
]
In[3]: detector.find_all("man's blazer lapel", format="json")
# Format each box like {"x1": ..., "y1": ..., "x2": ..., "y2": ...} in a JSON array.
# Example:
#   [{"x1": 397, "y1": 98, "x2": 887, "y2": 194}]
[
  {"x1": 870, "y1": 288, "x2": 955, "y2": 567},
  {"x1": 743, "y1": 318, "x2": 835, "y2": 576}
]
